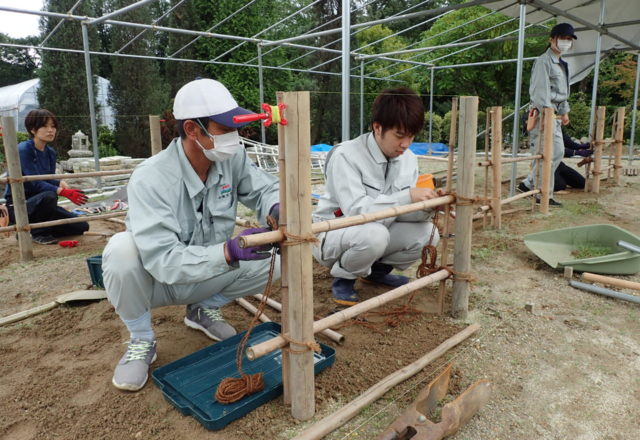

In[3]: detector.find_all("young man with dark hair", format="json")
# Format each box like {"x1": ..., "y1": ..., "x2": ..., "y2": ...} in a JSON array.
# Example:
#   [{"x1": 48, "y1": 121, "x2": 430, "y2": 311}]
[
  {"x1": 312, "y1": 87, "x2": 440, "y2": 306},
  {"x1": 102, "y1": 78, "x2": 280, "y2": 392},
  {"x1": 3, "y1": 109, "x2": 89, "y2": 244}
]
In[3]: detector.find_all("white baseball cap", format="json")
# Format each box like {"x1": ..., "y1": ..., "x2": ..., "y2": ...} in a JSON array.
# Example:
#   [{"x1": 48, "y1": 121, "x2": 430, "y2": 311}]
[{"x1": 172, "y1": 78, "x2": 255, "y2": 128}]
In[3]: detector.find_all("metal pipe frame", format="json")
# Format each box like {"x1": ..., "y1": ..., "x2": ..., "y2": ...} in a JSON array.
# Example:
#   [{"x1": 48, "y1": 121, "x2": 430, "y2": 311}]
[
  {"x1": 81, "y1": 23, "x2": 102, "y2": 188},
  {"x1": 428, "y1": 67, "x2": 434, "y2": 145},
  {"x1": 38, "y1": 0, "x2": 84, "y2": 48},
  {"x1": 87, "y1": 0, "x2": 156, "y2": 25},
  {"x1": 510, "y1": 1, "x2": 528, "y2": 196},
  {"x1": 341, "y1": 0, "x2": 351, "y2": 142},
  {"x1": 587, "y1": 0, "x2": 606, "y2": 139},
  {"x1": 630, "y1": 53, "x2": 640, "y2": 166}
]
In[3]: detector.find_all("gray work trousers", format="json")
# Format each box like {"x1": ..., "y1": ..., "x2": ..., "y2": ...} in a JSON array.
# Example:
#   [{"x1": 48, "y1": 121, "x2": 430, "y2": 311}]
[
  {"x1": 102, "y1": 232, "x2": 280, "y2": 321},
  {"x1": 312, "y1": 220, "x2": 439, "y2": 280},
  {"x1": 523, "y1": 118, "x2": 565, "y2": 199}
]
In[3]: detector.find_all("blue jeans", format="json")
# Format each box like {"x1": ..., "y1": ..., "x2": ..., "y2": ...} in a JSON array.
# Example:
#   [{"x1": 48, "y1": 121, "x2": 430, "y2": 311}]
[{"x1": 7, "y1": 191, "x2": 89, "y2": 238}]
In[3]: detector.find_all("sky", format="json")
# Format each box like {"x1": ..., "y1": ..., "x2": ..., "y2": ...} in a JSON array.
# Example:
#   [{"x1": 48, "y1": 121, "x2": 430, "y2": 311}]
[{"x1": 0, "y1": 0, "x2": 44, "y2": 39}]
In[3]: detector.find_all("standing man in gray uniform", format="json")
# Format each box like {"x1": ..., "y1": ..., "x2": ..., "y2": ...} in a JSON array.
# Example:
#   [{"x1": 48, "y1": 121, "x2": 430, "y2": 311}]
[
  {"x1": 312, "y1": 87, "x2": 440, "y2": 306},
  {"x1": 518, "y1": 22, "x2": 578, "y2": 206},
  {"x1": 102, "y1": 78, "x2": 280, "y2": 391}
]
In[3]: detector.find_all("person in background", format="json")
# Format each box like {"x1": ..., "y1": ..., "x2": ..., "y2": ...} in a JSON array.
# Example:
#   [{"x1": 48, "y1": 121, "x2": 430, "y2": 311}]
[
  {"x1": 2, "y1": 109, "x2": 89, "y2": 244},
  {"x1": 555, "y1": 128, "x2": 592, "y2": 191},
  {"x1": 102, "y1": 78, "x2": 281, "y2": 392},
  {"x1": 312, "y1": 87, "x2": 440, "y2": 306},
  {"x1": 518, "y1": 22, "x2": 579, "y2": 206}
]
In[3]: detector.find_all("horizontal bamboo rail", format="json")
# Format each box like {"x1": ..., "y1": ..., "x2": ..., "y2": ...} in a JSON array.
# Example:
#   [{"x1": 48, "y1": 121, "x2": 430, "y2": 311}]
[
  {"x1": 240, "y1": 195, "x2": 455, "y2": 248},
  {"x1": 253, "y1": 294, "x2": 345, "y2": 344},
  {"x1": 477, "y1": 154, "x2": 542, "y2": 167},
  {"x1": 416, "y1": 155, "x2": 451, "y2": 163},
  {"x1": 0, "y1": 168, "x2": 134, "y2": 184},
  {"x1": 246, "y1": 269, "x2": 450, "y2": 361},
  {"x1": 0, "y1": 210, "x2": 126, "y2": 234}
]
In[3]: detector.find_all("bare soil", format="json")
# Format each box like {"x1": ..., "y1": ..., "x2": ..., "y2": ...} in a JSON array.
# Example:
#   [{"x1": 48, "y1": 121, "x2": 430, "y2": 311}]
[{"x1": 1, "y1": 174, "x2": 639, "y2": 440}]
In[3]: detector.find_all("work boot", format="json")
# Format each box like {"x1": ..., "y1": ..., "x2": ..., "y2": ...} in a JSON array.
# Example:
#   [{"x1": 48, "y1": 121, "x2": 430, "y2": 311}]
[
  {"x1": 517, "y1": 182, "x2": 530, "y2": 193},
  {"x1": 184, "y1": 305, "x2": 237, "y2": 341},
  {"x1": 112, "y1": 339, "x2": 157, "y2": 391},
  {"x1": 31, "y1": 234, "x2": 57, "y2": 245},
  {"x1": 331, "y1": 278, "x2": 359, "y2": 306},
  {"x1": 362, "y1": 262, "x2": 410, "y2": 287}
]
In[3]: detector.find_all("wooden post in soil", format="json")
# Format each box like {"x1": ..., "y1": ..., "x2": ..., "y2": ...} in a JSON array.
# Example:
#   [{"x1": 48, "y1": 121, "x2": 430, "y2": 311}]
[
  {"x1": 539, "y1": 108, "x2": 554, "y2": 214},
  {"x1": 276, "y1": 93, "x2": 291, "y2": 405},
  {"x1": 613, "y1": 107, "x2": 625, "y2": 186},
  {"x1": 437, "y1": 97, "x2": 457, "y2": 314},
  {"x1": 451, "y1": 96, "x2": 478, "y2": 319},
  {"x1": 591, "y1": 106, "x2": 606, "y2": 194},
  {"x1": 482, "y1": 108, "x2": 490, "y2": 228},
  {"x1": 490, "y1": 106, "x2": 503, "y2": 229},
  {"x1": 1, "y1": 116, "x2": 33, "y2": 261},
  {"x1": 279, "y1": 91, "x2": 315, "y2": 421},
  {"x1": 149, "y1": 115, "x2": 162, "y2": 156}
]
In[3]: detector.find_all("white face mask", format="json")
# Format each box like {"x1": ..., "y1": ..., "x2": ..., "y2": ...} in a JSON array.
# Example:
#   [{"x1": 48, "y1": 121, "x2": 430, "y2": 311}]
[
  {"x1": 557, "y1": 40, "x2": 572, "y2": 54},
  {"x1": 195, "y1": 124, "x2": 242, "y2": 162}
]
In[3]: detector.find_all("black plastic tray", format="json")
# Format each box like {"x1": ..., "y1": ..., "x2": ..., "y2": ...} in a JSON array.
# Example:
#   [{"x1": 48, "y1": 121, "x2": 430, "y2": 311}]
[{"x1": 152, "y1": 321, "x2": 335, "y2": 430}]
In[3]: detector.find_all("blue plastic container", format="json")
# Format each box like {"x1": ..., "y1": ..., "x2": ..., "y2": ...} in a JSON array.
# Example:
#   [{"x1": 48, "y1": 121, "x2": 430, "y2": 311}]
[{"x1": 152, "y1": 322, "x2": 335, "y2": 430}]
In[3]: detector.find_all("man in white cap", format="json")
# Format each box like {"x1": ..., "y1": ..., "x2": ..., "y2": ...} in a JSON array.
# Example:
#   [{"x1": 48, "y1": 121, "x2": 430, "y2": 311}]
[{"x1": 102, "y1": 78, "x2": 281, "y2": 392}]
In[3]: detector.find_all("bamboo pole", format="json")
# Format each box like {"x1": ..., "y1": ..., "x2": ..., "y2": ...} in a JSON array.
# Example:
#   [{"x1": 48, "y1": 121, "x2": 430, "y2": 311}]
[
  {"x1": 581, "y1": 272, "x2": 640, "y2": 292},
  {"x1": 235, "y1": 298, "x2": 271, "y2": 323},
  {"x1": 499, "y1": 189, "x2": 539, "y2": 205},
  {"x1": 472, "y1": 206, "x2": 528, "y2": 220},
  {"x1": 277, "y1": 93, "x2": 291, "y2": 405},
  {"x1": 451, "y1": 96, "x2": 478, "y2": 319},
  {"x1": 253, "y1": 294, "x2": 345, "y2": 344},
  {"x1": 482, "y1": 108, "x2": 490, "y2": 229},
  {"x1": 490, "y1": 106, "x2": 502, "y2": 229},
  {"x1": 539, "y1": 108, "x2": 554, "y2": 214},
  {"x1": 0, "y1": 168, "x2": 133, "y2": 184},
  {"x1": 246, "y1": 269, "x2": 450, "y2": 361},
  {"x1": 291, "y1": 323, "x2": 481, "y2": 440},
  {"x1": 437, "y1": 97, "x2": 458, "y2": 315},
  {"x1": 281, "y1": 91, "x2": 315, "y2": 421},
  {"x1": 0, "y1": 210, "x2": 126, "y2": 234},
  {"x1": 2, "y1": 116, "x2": 33, "y2": 260},
  {"x1": 613, "y1": 107, "x2": 625, "y2": 185},
  {"x1": 591, "y1": 106, "x2": 606, "y2": 194},
  {"x1": 149, "y1": 115, "x2": 162, "y2": 156},
  {"x1": 477, "y1": 155, "x2": 541, "y2": 167},
  {"x1": 240, "y1": 195, "x2": 455, "y2": 248}
]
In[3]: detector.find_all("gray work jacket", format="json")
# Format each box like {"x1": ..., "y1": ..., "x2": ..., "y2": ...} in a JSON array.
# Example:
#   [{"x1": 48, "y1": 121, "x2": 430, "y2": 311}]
[
  {"x1": 125, "y1": 137, "x2": 279, "y2": 285},
  {"x1": 529, "y1": 48, "x2": 570, "y2": 115},
  {"x1": 313, "y1": 132, "x2": 429, "y2": 227}
]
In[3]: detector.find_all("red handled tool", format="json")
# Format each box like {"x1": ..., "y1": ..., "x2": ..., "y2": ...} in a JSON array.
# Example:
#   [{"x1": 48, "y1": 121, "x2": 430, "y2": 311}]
[{"x1": 232, "y1": 103, "x2": 287, "y2": 127}]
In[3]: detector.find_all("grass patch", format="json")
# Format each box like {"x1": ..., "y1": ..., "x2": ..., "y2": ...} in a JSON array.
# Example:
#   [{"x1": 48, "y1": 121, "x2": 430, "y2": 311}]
[{"x1": 571, "y1": 244, "x2": 612, "y2": 259}]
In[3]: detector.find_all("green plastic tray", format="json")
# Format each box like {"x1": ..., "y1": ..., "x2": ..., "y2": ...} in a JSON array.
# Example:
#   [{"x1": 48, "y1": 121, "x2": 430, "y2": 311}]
[{"x1": 523, "y1": 224, "x2": 640, "y2": 275}]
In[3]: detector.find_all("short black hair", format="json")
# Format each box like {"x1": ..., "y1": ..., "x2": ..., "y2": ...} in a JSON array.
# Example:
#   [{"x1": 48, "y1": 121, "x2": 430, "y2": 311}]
[
  {"x1": 176, "y1": 117, "x2": 211, "y2": 139},
  {"x1": 371, "y1": 87, "x2": 424, "y2": 136},
  {"x1": 24, "y1": 109, "x2": 58, "y2": 138}
]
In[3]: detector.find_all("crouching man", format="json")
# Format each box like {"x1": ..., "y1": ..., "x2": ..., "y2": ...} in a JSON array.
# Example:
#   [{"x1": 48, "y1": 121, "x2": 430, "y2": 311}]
[
  {"x1": 103, "y1": 78, "x2": 280, "y2": 391},
  {"x1": 312, "y1": 87, "x2": 440, "y2": 306}
]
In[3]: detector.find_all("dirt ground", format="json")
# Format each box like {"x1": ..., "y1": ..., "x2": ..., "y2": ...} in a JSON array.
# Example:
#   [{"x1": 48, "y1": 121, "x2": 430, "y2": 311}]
[{"x1": 1, "y1": 169, "x2": 639, "y2": 440}]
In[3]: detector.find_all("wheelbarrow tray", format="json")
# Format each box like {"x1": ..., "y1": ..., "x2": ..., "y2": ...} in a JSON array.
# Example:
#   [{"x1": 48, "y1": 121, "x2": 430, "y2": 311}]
[
  {"x1": 152, "y1": 321, "x2": 335, "y2": 430},
  {"x1": 523, "y1": 224, "x2": 640, "y2": 275}
]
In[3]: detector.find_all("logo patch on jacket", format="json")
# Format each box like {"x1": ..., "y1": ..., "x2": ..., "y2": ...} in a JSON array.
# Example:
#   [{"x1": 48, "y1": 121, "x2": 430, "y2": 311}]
[{"x1": 219, "y1": 183, "x2": 232, "y2": 198}]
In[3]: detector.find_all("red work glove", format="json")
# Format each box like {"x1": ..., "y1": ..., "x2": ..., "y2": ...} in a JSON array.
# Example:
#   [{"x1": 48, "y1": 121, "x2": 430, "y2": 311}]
[
  {"x1": 59, "y1": 240, "x2": 79, "y2": 248},
  {"x1": 59, "y1": 188, "x2": 88, "y2": 206}
]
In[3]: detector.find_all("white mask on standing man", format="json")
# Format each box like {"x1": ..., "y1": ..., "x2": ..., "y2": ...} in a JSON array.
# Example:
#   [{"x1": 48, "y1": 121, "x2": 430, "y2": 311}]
[{"x1": 173, "y1": 78, "x2": 256, "y2": 161}]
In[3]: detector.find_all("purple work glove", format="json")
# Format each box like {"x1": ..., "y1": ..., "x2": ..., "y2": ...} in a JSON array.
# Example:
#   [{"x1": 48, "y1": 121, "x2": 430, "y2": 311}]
[
  {"x1": 268, "y1": 203, "x2": 280, "y2": 226},
  {"x1": 576, "y1": 148, "x2": 593, "y2": 157},
  {"x1": 226, "y1": 227, "x2": 273, "y2": 263}
]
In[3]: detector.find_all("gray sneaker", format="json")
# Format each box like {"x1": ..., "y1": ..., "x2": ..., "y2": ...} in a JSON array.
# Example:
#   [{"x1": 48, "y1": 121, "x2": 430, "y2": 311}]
[
  {"x1": 112, "y1": 339, "x2": 157, "y2": 391},
  {"x1": 184, "y1": 305, "x2": 237, "y2": 341}
]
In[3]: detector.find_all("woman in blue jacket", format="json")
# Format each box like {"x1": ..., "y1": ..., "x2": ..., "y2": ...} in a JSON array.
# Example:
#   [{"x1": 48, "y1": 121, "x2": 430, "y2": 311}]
[{"x1": 3, "y1": 109, "x2": 89, "y2": 244}]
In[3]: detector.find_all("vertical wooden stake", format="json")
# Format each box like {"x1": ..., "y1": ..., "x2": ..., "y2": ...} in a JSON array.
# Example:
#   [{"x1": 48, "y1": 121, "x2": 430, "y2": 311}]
[
  {"x1": 613, "y1": 107, "x2": 625, "y2": 185},
  {"x1": 1, "y1": 116, "x2": 33, "y2": 261},
  {"x1": 149, "y1": 115, "x2": 162, "y2": 156},
  {"x1": 276, "y1": 94, "x2": 291, "y2": 405},
  {"x1": 490, "y1": 106, "x2": 503, "y2": 229},
  {"x1": 451, "y1": 96, "x2": 478, "y2": 319},
  {"x1": 437, "y1": 97, "x2": 458, "y2": 315},
  {"x1": 482, "y1": 109, "x2": 490, "y2": 229},
  {"x1": 539, "y1": 108, "x2": 554, "y2": 214},
  {"x1": 591, "y1": 106, "x2": 606, "y2": 194},
  {"x1": 280, "y1": 91, "x2": 315, "y2": 421}
]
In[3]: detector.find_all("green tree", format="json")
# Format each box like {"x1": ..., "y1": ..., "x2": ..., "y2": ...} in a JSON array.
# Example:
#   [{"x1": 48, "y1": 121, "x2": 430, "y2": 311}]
[
  {"x1": 37, "y1": 0, "x2": 100, "y2": 156},
  {"x1": 0, "y1": 34, "x2": 38, "y2": 87},
  {"x1": 108, "y1": 0, "x2": 170, "y2": 158}
]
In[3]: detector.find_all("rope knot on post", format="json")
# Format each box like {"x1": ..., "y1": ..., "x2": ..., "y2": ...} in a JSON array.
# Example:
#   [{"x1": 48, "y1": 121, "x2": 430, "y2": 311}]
[{"x1": 281, "y1": 333, "x2": 321, "y2": 354}]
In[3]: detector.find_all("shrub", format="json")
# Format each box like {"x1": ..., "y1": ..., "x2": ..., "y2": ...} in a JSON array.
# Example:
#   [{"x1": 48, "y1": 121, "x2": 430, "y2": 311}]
[{"x1": 97, "y1": 125, "x2": 119, "y2": 158}]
